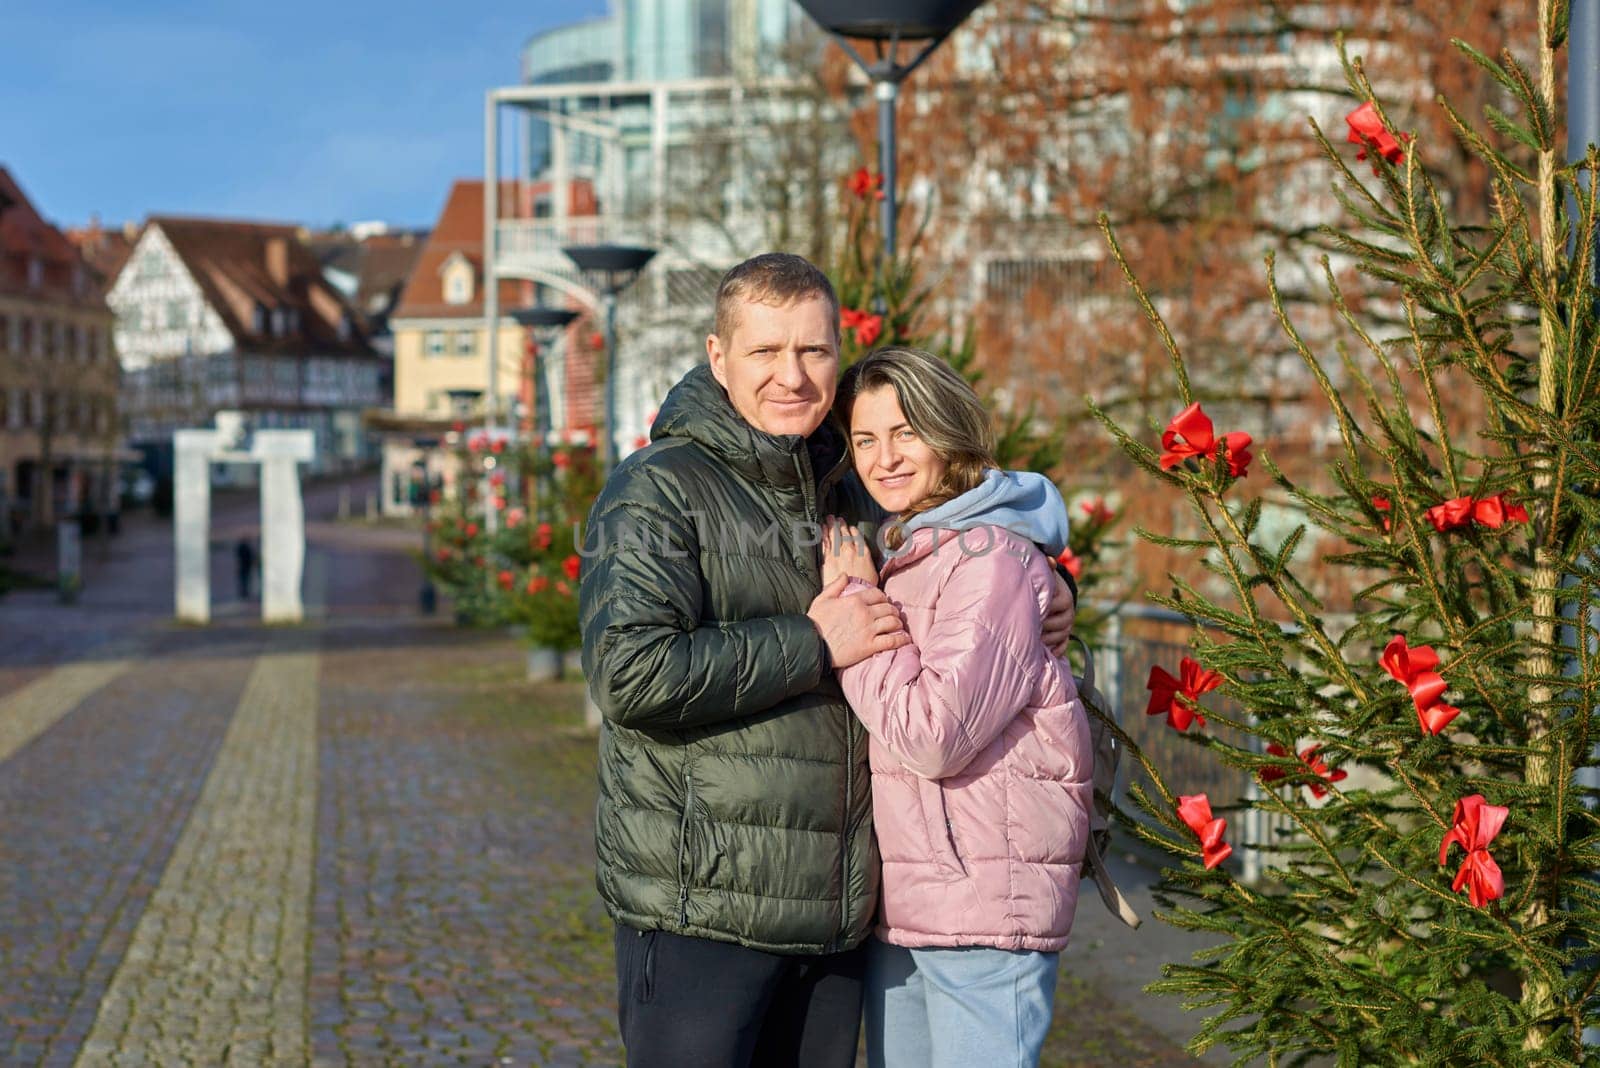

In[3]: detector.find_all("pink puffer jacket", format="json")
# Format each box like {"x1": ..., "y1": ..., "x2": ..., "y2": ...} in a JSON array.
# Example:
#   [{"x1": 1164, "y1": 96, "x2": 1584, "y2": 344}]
[{"x1": 839, "y1": 524, "x2": 1093, "y2": 951}]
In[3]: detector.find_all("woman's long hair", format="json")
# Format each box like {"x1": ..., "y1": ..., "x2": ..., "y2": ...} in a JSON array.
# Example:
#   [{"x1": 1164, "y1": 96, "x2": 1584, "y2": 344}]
[{"x1": 836, "y1": 347, "x2": 996, "y2": 544}]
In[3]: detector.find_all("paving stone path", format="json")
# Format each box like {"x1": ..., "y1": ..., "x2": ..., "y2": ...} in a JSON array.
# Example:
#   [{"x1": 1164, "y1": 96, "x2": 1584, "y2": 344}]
[
  {"x1": 0, "y1": 482, "x2": 1216, "y2": 1067},
  {"x1": 78, "y1": 648, "x2": 321, "y2": 1067}
]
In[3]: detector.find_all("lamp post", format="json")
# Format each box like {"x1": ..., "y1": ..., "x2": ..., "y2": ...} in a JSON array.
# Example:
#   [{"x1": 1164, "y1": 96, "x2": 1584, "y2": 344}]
[
  {"x1": 794, "y1": 0, "x2": 987, "y2": 258},
  {"x1": 510, "y1": 306, "x2": 580, "y2": 520},
  {"x1": 509, "y1": 306, "x2": 580, "y2": 441},
  {"x1": 561, "y1": 244, "x2": 657, "y2": 473}
]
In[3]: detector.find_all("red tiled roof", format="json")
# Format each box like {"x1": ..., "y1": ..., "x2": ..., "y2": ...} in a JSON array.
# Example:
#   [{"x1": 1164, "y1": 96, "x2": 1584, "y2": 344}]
[
  {"x1": 393, "y1": 181, "x2": 527, "y2": 320},
  {"x1": 64, "y1": 220, "x2": 136, "y2": 287},
  {"x1": 306, "y1": 229, "x2": 427, "y2": 320},
  {"x1": 392, "y1": 178, "x2": 599, "y2": 321},
  {"x1": 148, "y1": 215, "x2": 378, "y2": 356},
  {"x1": 0, "y1": 166, "x2": 110, "y2": 310}
]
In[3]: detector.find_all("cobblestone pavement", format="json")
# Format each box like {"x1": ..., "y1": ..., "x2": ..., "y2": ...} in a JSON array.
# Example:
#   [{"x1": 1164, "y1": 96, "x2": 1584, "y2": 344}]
[{"x1": 1, "y1": 476, "x2": 1219, "y2": 1067}]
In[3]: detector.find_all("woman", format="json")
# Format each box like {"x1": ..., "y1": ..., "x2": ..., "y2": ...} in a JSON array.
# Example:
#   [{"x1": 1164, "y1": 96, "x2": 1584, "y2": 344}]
[{"x1": 822, "y1": 347, "x2": 1092, "y2": 1068}]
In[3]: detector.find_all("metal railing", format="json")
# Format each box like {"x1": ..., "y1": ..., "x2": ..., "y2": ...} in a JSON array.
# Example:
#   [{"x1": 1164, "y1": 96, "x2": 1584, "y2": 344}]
[{"x1": 1092, "y1": 602, "x2": 1297, "y2": 885}]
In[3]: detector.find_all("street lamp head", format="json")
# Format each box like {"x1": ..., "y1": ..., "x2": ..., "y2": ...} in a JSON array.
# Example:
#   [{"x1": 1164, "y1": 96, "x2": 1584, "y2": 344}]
[
  {"x1": 562, "y1": 244, "x2": 658, "y2": 296},
  {"x1": 509, "y1": 306, "x2": 581, "y2": 331},
  {"x1": 794, "y1": 0, "x2": 985, "y2": 43}
]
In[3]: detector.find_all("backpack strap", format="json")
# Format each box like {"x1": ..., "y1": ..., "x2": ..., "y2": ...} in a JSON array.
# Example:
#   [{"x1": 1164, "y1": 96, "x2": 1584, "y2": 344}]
[
  {"x1": 1071, "y1": 635, "x2": 1142, "y2": 929},
  {"x1": 1083, "y1": 830, "x2": 1143, "y2": 929}
]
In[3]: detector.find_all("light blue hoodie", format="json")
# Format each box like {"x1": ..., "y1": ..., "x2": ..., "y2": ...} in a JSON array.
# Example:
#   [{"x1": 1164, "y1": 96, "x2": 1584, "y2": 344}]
[{"x1": 901, "y1": 469, "x2": 1070, "y2": 557}]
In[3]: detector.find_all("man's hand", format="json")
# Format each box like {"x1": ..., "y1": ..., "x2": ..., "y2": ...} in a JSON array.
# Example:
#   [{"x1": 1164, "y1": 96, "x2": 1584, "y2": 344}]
[
  {"x1": 820, "y1": 516, "x2": 878, "y2": 588},
  {"x1": 1042, "y1": 569, "x2": 1076, "y2": 656},
  {"x1": 807, "y1": 574, "x2": 909, "y2": 669}
]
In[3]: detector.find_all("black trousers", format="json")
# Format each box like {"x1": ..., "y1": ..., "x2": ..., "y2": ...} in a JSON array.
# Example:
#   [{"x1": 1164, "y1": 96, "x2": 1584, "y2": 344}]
[{"x1": 614, "y1": 925, "x2": 866, "y2": 1067}]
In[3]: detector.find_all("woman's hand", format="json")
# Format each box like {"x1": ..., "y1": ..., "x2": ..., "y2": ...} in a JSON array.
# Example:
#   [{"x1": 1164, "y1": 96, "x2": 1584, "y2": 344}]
[{"x1": 821, "y1": 516, "x2": 878, "y2": 587}]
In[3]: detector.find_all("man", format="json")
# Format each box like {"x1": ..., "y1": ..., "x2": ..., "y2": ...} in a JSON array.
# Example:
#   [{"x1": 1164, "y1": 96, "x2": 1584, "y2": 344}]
[{"x1": 579, "y1": 253, "x2": 1073, "y2": 1066}]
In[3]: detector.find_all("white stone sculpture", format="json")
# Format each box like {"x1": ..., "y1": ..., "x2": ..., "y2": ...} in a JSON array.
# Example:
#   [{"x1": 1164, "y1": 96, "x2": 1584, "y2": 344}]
[{"x1": 174, "y1": 419, "x2": 315, "y2": 624}]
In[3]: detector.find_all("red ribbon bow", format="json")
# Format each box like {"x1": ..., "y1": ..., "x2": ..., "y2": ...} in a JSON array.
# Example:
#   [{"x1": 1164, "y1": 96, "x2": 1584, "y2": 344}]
[
  {"x1": 1380, "y1": 634, "x2": 1460, "y2": 735},
  {"x1": 1145, "y1": 657, "x2": 1221, "y2": 732},
  {"x1": 1159, "y1": 402, "x2": 1252, "y2": 477},
  {"x1": 1081, "y1": 498, "x2": 1115, "y2": 525},
  {"x1": 1424, "y1": 492, "x2": 1529, "y2": 533},
  {"x1": 846, "y1": 167, "x2": 885, "y2": 200},
  {"x1": 1439, "y1": 794, "x2": 1508, "y2": 908},
  {"x1": 1261, "y1": 743, "x2": 1348, "y2": 799},
  {"x1": 1055, "y1": 547, "x2": 1083, "y2": 579},
  {"x1": 1177, "y1": 794, "x2": 1233, "y2": 869},
  {"x1": 840, "y1": 307, "x2": 885, "y2": 347},
  {"x1": 1345, "y1": 101, "x2": 1408, "y2": 168}
]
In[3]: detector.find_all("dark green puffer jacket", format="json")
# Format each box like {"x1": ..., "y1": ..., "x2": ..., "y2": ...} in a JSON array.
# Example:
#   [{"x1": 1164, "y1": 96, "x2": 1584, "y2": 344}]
[{"x1": 579, "y1": 363, "x2": 880, "y2": 954}]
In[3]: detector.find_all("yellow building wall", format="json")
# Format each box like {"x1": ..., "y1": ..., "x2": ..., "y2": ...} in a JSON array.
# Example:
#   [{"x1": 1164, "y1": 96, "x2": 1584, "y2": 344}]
[{"x1": 391, "y1": 320, "x2": 526, "y2": 418}]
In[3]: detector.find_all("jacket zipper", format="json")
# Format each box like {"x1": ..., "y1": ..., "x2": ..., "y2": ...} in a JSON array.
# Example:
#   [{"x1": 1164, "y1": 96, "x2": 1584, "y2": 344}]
[
  {"x1": 840, "y1": 707, "x2": 853, "y2": 946},
  {"x1": 676, "y1": 768, "x2": 695, "y2": 927},
  {"x1": 801, "y1": 451, "x2": 853, "y2": 947},
  {"x1": 800, "y1": 450, "x2": 851, "y2": 940}
]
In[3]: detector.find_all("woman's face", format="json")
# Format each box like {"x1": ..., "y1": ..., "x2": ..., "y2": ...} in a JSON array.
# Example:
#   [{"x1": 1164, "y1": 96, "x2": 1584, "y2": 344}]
[{"x1": 849, "y1": 385, "x2": 948, "y2": 513}]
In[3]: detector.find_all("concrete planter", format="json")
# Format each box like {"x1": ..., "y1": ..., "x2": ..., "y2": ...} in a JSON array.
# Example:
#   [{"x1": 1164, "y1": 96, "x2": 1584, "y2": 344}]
[{"x1": 526, "y1": 646, "x2": 562, "y2": 682}]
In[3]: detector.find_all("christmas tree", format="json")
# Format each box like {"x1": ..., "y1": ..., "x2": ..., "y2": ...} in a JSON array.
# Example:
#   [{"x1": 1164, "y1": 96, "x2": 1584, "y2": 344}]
[{"x1": 1093, "y1": 9, "x2": 1600, "y2": 1063}]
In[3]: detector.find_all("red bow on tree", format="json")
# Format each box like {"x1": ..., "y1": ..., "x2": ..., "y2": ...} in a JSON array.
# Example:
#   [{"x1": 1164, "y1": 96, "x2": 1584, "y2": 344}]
[
  {"x1": 1146, "y1": 657, "x2": 1221, "y2": 732},
  {"x1": 1439, "y1": 794, "x2": 1508, "y2": 908},
  {"x1": 1055, "y1": 547, "x2": 1083, "y2": 579},
  {"x1": 1379, "y1": 634, "x2": 1460, "y2": 735},
  {"x1": 1261, "y1": 743, "x2": 1349, "y2": 799},
  {"x1": 846, "y1": 167, "x2": 885, "y2": 200},
  {"x1": 1424, "y1": 493, "x2": 1530, "y2": 532},
  {"x1": 1081, "y1": 498, "x2": 1115, "y2": 525},
  {"x1": 1159, "y1": 403, "x2": 1252, "y2": 477},
  {"x1": 1345, "y1": 101, "x2": 1408, "y2": 167},
  {"x1": 1372, "y1": 495, "x2": 1392, "y2": 532},
  {"x1": 1177, "y1": 794, "x2": 1233, "y2": 869},
  {"x1": 840, "y1": 307, "x2": 885, "y2": 347}
]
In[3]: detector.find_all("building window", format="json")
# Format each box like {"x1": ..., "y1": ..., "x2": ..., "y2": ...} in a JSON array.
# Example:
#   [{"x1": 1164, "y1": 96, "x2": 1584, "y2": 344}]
[
  {"x1": 337, "y1": 313, "x2": 353, "y2": 342},
  {"x1": 453, "y1": 330, "x2": 476, "y2": 356},
  {"x1": 0, "y1": 314, "x2": 8, "y2": 353},
  {"x1": 425, "y1": 330, "x2": 447, "y2": 357},
  {"x1": 253, "y1": 304, "x2": 268, "y2": 333},
  {"x1": 271, "y1": 308, "x2": 287, "y2": 336},
  {"x1": 167, "y1": 301, "x2": 186, "y2": 329},
  {"x1": 444, "y1": 262, "x2": 473, "y2": 306},
  {"x1": 26, "y1": 257, "x2": 42, "y2": 289}
]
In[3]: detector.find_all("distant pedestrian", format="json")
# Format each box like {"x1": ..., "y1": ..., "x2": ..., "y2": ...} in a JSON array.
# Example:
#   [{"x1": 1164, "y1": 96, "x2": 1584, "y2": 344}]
[{"x1": 235, "y1": 538, "x2": 257, "y2": 599}]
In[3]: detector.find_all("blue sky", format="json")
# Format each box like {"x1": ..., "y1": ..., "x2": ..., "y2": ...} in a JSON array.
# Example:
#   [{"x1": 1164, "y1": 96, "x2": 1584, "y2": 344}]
[{"x1": 0, "y1": 0, "x2": 608, "y2": 231}]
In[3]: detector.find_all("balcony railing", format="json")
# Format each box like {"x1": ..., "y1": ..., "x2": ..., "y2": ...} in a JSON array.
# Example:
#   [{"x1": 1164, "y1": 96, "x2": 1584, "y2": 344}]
[{"x1": 495, "y1": 218, "x2": 656, "y2": 262}]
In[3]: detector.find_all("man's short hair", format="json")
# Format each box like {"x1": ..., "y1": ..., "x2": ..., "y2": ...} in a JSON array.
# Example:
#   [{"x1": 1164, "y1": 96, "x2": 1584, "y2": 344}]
[{"x1": 712, "y1": 253, "x2": 840, "y2": 341}]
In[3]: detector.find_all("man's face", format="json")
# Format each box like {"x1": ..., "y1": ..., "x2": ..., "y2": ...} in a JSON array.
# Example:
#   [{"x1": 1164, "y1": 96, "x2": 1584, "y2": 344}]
[{"x1": 706, "y1": 294, "x2": 839, "y2": 438}]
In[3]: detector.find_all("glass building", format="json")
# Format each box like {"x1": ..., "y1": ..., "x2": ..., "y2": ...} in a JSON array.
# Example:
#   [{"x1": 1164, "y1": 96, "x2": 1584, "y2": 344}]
[{"x1": 522, "y1": 17, "x2": 618, "y2": 181}]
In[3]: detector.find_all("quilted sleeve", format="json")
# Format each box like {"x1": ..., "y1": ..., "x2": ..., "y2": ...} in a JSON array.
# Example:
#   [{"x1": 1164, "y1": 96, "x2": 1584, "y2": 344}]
[{"x1": 578, "y1": 463, "x2": 827, "y2": 731}]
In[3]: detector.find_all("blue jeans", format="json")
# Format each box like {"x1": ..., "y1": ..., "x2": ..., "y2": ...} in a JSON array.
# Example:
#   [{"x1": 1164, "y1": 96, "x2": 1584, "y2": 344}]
[{"x1": 864, "y1": 938, "x2": 1059, "y2": 1068}]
